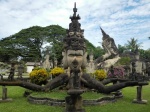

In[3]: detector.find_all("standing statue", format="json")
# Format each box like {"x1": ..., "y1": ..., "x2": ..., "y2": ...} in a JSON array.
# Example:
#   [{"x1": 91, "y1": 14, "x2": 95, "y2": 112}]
[
  {"x1": 130, "y1": 48, "x2": 146, "y2": 81},
  {"x1": 8, "y1": 63, "x2": 15, "y2": 81},
  {"x1": 146, "y1": 61, "x2": 150, "y2": 77},
  {"x1": 43, "y1": 50, "x2": 50, "y2": 69},
  {"x1": 17, "y1": 63, "x2": 24, "y2": 79}
]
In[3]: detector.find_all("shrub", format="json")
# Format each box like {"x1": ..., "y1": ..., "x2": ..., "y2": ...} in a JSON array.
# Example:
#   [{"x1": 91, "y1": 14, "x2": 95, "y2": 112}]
[
  {"x1": 107, "y1": 66, "x2": 125, "y2": 79},
  {"x1": 117, "y1": 57, "x2": 131, "y2": 65},
  {"x1": 93, "y1": 69, "x2": 107, "y2": 81},
  {"x1": 50, "y1": 67, "x2": 65, "y2": 77},
  {"x1": 29, "y1": 67, "x2": 49, "y2": 85}
]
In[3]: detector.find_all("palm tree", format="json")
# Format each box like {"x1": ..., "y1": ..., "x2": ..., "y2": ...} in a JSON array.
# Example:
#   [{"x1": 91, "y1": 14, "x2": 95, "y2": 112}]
[{"x1": 125, "y1": 38, "x2": 142, "y2": 52}]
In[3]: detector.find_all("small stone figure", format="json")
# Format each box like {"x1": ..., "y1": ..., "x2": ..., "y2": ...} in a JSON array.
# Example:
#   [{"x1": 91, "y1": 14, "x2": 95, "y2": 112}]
[
  {"x1": 8, "y1": 63, "x2": 15, "y2": 81},
  {"x1": 17, "y1": 64, "x2": 24, "y2": 79},
  {"x1": 43, "y1": 50, "x2": 50, "y2": 69},
  {"x1": 146, "y1": 62, "x2": 150, "y2": 77},
  {"x1": 131, "y1": 62, "x2": 137, "y2": 80},
  {"x1": 130, "y1": 49, "x2": 146, "y2": 81}
]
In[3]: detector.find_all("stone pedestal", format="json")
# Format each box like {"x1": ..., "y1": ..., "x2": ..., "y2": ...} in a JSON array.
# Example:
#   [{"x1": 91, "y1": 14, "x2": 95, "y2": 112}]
[
  {"x1": 132, "y1": 86, "x2": 147, "y2": 104},
  {"x1": 65, "y1": 95, "x2": 85, "y2": 112},
  {"x1": 64, "y1": 89, "x2": 85, "y2": 112},
  {"x1": 0, "y1": 86, "x2": 12, "y2": 102}
]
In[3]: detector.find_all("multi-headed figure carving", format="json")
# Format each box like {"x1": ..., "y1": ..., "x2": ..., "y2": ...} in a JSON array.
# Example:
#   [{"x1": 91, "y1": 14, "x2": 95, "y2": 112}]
[{"x1": 62, "y1": 2, "x2": 87, "y2": 91}]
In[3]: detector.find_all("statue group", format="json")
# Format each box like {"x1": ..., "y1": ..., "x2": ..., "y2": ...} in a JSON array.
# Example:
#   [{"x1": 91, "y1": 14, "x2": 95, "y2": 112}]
[{"x1": 0, "y1": 2, "x2": 148, "y2": 112}]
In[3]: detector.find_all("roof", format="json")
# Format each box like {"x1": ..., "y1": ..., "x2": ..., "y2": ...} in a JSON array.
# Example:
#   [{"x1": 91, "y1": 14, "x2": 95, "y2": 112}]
[{"x1": 25, "y1": 62, "x2": 40, "y2": 66}]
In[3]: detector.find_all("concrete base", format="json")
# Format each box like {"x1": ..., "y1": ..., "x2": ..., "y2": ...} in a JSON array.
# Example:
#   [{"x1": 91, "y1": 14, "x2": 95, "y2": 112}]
[
  {"x1": 65, "y1": 95, "x2": 85, "y2": 112},
  {"x1": 0, "y1": 98, "x2": 12, "y2": 102},
  {"x1": 132, "y1": 99, "x2": 147, "y2": 104}
]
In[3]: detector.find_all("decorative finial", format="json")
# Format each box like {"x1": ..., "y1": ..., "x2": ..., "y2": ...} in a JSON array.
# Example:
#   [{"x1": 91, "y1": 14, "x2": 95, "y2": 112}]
[
  {"x1": 100, "y1": 27, "x2": 109, "y2": 39},
  {"x1": 70, "y1": 2, "x2": 80, "y2": 20},
  {"x1": 100, "y1": 27, "x2": 106, "y2": 36},
  {"x1": 73, "y1": 2, "x2": 77, "y2": 17}
]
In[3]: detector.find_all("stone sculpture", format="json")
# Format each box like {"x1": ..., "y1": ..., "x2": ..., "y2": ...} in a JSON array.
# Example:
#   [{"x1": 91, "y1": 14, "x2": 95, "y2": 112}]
[
  {"x1": 95, "y1": 28, "x2": 120, "y2": 71},
  {"x1": 8, "y1": 63, "x2": 15, "y2": 81},
  {"x1": 17, "y1": 63, "x2": 24, "y2": 79},
  {"x1": 129, "y1": 48, "x2": 146, "y2": 81},
  {"x1": 0, "y1": 2, "x2": 148, "y2": 112},
  {"x1": 86, "y1": 51, "x2": 95, "y2": 74},
  {"x1": 43, "y1": 50, "x2": 51, "y2": 69}
]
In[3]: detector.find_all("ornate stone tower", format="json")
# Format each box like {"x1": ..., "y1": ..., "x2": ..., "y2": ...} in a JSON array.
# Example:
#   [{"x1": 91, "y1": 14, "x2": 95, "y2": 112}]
[{"x1": 64, "y1": 3, "x2": 86, "y2": 112}]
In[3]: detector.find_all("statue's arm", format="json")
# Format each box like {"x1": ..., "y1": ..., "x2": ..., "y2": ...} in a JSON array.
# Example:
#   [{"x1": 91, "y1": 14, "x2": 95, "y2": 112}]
[
  {"x1": 81, "y1": 73, "x2": 142, "y2": 94},
  {"x1": 0, "y1": 73, "x2": 69, "y2": 92},
  {"x1": 44, "y1": 73, "x2": 69, "y2": 91}
]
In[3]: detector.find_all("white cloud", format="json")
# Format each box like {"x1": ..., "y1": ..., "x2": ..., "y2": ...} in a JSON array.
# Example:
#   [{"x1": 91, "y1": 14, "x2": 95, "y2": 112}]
[{"x1": 0, "y1": 0, "x2": 150, "y2": 50}]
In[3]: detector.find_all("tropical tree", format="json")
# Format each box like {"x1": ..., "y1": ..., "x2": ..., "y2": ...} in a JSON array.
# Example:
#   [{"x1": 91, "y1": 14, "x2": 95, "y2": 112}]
[
  {"x1": 139, "y1": 49, "x2": 150, "y2": 61},
  {"x1": 0, "y1": 25, "x2": 66, "y2": 62},
  {"x1": 125, "y1": 38, "x2": 142, "y2": 52},
  {"x1": 0, "y1": 24, "x2": 99, "y2": 65}
]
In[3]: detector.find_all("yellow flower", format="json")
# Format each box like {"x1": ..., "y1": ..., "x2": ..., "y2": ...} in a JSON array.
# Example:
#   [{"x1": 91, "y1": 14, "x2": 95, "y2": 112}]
[
  {"x1": 50, "y1": 67, "x2": 65, "y2": 76},
  {"x1": 93, "y1": 69, "x2": 107, "y2": 81},
  {"x1": 29, "y1": 68, "x2": 49, "y2": 85}
]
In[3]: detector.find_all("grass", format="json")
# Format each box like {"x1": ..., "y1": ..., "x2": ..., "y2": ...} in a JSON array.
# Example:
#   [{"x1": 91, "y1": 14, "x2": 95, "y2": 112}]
[{"x1": 0, "y1": 83, "x2": 150, "y2": 112}]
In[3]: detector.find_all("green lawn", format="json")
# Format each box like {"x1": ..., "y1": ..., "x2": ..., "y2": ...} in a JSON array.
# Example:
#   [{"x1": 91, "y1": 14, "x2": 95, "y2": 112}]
[{"x1": 0, "y1": 83, "x2": 150, "y2": 112}]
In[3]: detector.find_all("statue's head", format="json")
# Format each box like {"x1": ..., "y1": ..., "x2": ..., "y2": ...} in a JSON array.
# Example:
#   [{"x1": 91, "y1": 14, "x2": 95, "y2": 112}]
[
  {"x1": 100, "y1": 27, "x2": 118, "y2": 55},
  {"x1": 62, "y1": 3, "x2": 87, "y2": 71}
]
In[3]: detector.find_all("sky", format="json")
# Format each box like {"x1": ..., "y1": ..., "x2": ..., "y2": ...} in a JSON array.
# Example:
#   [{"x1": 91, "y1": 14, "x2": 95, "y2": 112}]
[{"x1": 0, "y1": 0, "x2": 150, "y2": 50}]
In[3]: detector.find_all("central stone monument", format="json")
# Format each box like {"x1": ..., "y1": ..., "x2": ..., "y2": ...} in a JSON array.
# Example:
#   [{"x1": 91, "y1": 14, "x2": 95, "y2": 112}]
[{"x1": 62, "y1": 3, "x2": 86, "y2": 112}]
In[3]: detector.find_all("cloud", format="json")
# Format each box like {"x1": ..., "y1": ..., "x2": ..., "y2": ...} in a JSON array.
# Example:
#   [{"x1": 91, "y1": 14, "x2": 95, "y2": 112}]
[{"x1": 0, "y1": 0, "x2": 150, "y2": 50}]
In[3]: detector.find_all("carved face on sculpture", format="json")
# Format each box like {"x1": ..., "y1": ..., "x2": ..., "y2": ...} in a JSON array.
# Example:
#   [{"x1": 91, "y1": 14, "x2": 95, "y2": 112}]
[
  {"x1": 62, "y1": 49, "x2": 87, "y2": 70},
  {"x1": 67, "y1": 50, "x2": 84, "y2": 70}
]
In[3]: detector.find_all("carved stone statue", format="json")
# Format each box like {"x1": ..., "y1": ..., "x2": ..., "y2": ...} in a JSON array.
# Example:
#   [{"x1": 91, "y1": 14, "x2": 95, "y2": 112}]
[
  {"x1": 86, "y1": 51, "x2": 95, "y2": 74},
  {"x1": 43, "y1": 50, "x2": 50, "y2": 69},
  {"x1": 146, "y1": 62, "x2": 150, "y2": 76},
  {"x1": 8, "y1": 63, "x2": 15, "y2": 81},
  {"x1": 0, "y1": 3, "x2": 148, "y2": 111},
  {"x1": 95, "y1": 28, "x2": 120, "y2": 71},
  {"x1": 130, "y1": 49, "x2": 146, "y2": 81},
  {"x1": 17, "y1": 63, "x2": 24, "y2": 79}
]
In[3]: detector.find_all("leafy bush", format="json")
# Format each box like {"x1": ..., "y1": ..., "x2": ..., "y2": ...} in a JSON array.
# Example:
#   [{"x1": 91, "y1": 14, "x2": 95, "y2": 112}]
[
  {"x1": 50, "y1": 67, "x2": 65, "y2": 77},
  {"x1": 117, "y1": 57, "x2": 131, "y2": 65},
  {"x1": 107, "y1": 66, "x2": 125, "y2": 79},
  {"x1": 93, "y1": 69, "x2": 107, "y2": 81},
  {"x1": 29, "y1": 67, "x2": 49, "y2": 85}
]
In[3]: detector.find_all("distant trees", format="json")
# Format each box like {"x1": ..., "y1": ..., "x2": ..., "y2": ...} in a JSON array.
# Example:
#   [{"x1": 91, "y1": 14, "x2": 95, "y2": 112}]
[
  {"x1": 125, "y1": 38, "x2": 142, "y2": 52},
  {"x1": 0, "y1": 25, "x2": 149, "y2": 64},
  {"x1": 0, "y1": 25, "x2": 102, "y2": 64},
  {"x1": 118, "y1": 44, "x2": 127, "y2": 54},
  {"x1": 0, "y1": 25, "x2": 66, "y2": 62}
]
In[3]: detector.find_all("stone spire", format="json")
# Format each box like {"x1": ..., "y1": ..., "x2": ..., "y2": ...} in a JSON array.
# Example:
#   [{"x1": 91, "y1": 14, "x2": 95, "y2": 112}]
[
  {"x1": 63, "y1": 2, "x2": 86, "y2": 51},
  {"x1": 100, "y1": 27, "x2": 109, "y2": 40}
]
